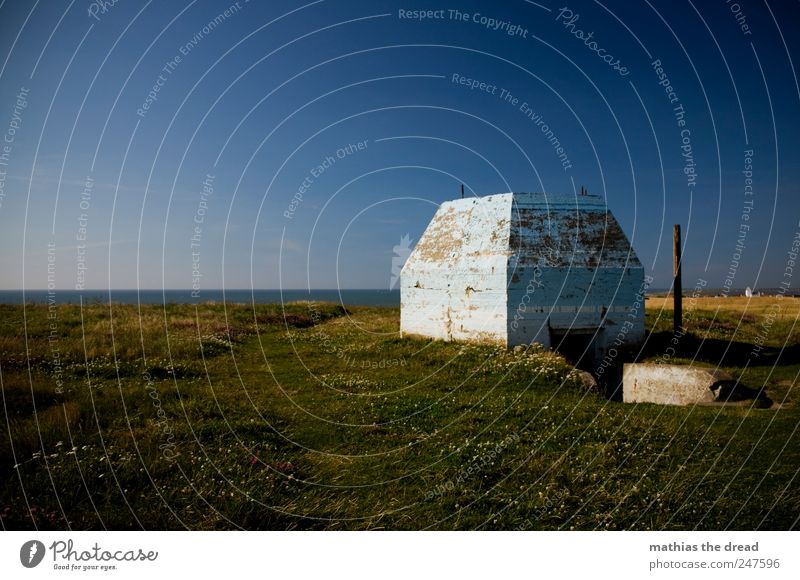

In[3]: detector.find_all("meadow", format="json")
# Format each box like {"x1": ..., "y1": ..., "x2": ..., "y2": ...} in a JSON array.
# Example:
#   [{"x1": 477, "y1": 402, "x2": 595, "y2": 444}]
[{"x1": 1, "y1": 295, "x2": 798, "y2": 530}]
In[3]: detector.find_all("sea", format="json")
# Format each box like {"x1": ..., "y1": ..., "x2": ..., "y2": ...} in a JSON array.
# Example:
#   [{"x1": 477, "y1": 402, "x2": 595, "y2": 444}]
[
  {"x1": 0, "y1": 288, "x2": 790, "y2": 307},
  {"x1": 0, "y1": 289, "x2": 401, "y2": 307}
]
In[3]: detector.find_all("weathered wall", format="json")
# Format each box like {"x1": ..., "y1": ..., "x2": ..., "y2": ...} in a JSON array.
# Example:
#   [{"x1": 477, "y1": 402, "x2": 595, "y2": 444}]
[
  {"x1": 506, "y1": 194, "x2": 645, "y2": 350},
  {"x1": 400, "y1": 195, "x2": 510, "y2": 343}
]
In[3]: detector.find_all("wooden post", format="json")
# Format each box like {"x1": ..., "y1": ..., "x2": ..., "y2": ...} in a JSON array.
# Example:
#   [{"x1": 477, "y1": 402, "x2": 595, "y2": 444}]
[
  {"x1": 673, "y1": 224, "x2": 682, "y2": 334},
  {"x1": 460, "y1": 184, "x2": 464, "y2": 199}
]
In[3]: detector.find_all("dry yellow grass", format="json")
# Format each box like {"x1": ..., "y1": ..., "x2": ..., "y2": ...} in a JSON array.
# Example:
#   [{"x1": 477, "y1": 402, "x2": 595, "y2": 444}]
[{"x1": 647, "y1": 295, "x2": 800, "y2": 319}]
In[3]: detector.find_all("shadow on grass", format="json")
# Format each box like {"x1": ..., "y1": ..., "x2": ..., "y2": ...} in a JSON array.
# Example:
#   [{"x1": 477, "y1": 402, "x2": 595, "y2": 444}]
[
  {"x1": 633, "y1": 331, "x2": 781, "y2": 408},
  {"x1": 641, "y1": 331, "x2": 800, "y2": 368},
  {"x1": 561, "y1": 330, "x2": 792, "y2": 403}
]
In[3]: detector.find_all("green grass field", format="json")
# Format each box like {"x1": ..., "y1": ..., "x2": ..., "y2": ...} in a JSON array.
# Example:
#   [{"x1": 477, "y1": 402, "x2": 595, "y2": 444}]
[{"x1": 1, "y1": 296, "x2": 798, "y2": 530}]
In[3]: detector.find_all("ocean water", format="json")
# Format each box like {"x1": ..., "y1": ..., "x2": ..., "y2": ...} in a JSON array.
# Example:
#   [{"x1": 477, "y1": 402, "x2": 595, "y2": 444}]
[
  {"x1": 0, "y1": 289, "x2": 401, "y2": 307},
  {"x1": 0, "y1": 287, "x2": 783, "y2": 306}
]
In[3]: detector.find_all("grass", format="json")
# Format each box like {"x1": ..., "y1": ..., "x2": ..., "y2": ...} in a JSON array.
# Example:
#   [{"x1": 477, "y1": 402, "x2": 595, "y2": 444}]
[{"x1": 0, "y1": 297, "x2": 798, "y2": 530}]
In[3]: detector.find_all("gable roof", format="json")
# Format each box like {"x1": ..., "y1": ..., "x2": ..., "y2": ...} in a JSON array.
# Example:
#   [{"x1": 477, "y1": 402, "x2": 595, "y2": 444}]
[
  {"x1": 509, "y1": 192, "x2": 641, "y2": 269},
  {"x1": 404, "y1": 192, "x2": 641, "y2": 273}
]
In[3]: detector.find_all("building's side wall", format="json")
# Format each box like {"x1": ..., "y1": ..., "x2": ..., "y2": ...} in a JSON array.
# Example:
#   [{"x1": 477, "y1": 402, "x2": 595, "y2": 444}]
[
  {"x1": 507, "y1": 266, "x2": 646, "y2": 349},
  {"x1": 400, "y1": 196, "x2": 511, "y2": 344},
  {"x1": 506, "y1": 204, "x2": 646, "y2": 350},
  {"x1": 506, "y1": 267, "x2": 601, "y2": 348}
]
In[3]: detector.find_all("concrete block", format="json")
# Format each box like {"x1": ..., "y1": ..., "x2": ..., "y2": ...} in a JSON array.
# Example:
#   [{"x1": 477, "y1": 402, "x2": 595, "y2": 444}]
[{"x1": 623, "y1": 363, "x2": 735, "y2": 406}]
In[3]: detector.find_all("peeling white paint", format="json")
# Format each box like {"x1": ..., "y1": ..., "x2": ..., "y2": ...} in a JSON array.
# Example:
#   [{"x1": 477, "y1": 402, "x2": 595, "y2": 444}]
[{"x1": 400, "y1": 192, "x2": 645, "y2": 355}]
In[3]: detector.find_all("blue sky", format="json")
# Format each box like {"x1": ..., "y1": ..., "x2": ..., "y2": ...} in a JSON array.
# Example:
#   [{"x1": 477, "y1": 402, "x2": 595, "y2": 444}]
[{"x1": 0, "y1": 0, "x2": 798, "y2": 291}]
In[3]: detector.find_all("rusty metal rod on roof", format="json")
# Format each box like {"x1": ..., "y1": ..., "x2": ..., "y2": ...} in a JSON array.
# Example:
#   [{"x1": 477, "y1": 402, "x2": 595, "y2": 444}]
[{"x1": 673, "y1": 223, "x2": 683, "y2": 334}]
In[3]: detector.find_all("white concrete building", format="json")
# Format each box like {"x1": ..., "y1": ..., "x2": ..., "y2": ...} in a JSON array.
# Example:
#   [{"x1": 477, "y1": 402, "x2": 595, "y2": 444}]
[{"x1": 400, "y1": 192, "x2": 646, "y2": 360}]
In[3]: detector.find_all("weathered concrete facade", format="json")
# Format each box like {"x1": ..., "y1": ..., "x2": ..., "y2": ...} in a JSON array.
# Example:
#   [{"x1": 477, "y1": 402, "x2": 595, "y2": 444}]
[
  {"x1": 623, "y1": 363, "x2": 773, "y2": 407},
  {"x1": 400, "y1": 192, "x2": 645, "y2": 357},
  {"x1": 624, "y1": 364, "x2": 729, "y2": 406}
]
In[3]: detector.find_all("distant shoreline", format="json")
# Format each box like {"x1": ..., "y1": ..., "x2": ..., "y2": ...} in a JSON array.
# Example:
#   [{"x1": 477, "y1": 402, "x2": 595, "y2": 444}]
[
  {"x1": 0, "y1": 289, "x2": 402, "y2": 307},
  {"x1": 646, "y1": 288, "x2": 799, "y2": 298},
  {"x1": 2, "y1": 288, "x2": 795, "y2": 306}
]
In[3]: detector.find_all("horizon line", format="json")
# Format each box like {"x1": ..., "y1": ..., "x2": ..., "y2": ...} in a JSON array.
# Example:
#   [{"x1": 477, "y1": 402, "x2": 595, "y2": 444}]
[{"x1": 0, "y1": 288, "x2": 402, "y2": 292}]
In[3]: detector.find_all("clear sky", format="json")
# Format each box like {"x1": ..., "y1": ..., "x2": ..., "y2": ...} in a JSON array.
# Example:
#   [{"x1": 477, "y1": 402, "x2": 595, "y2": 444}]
[{"x1": 0, "y1": 0, "x2": 798, "y2": 291}]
